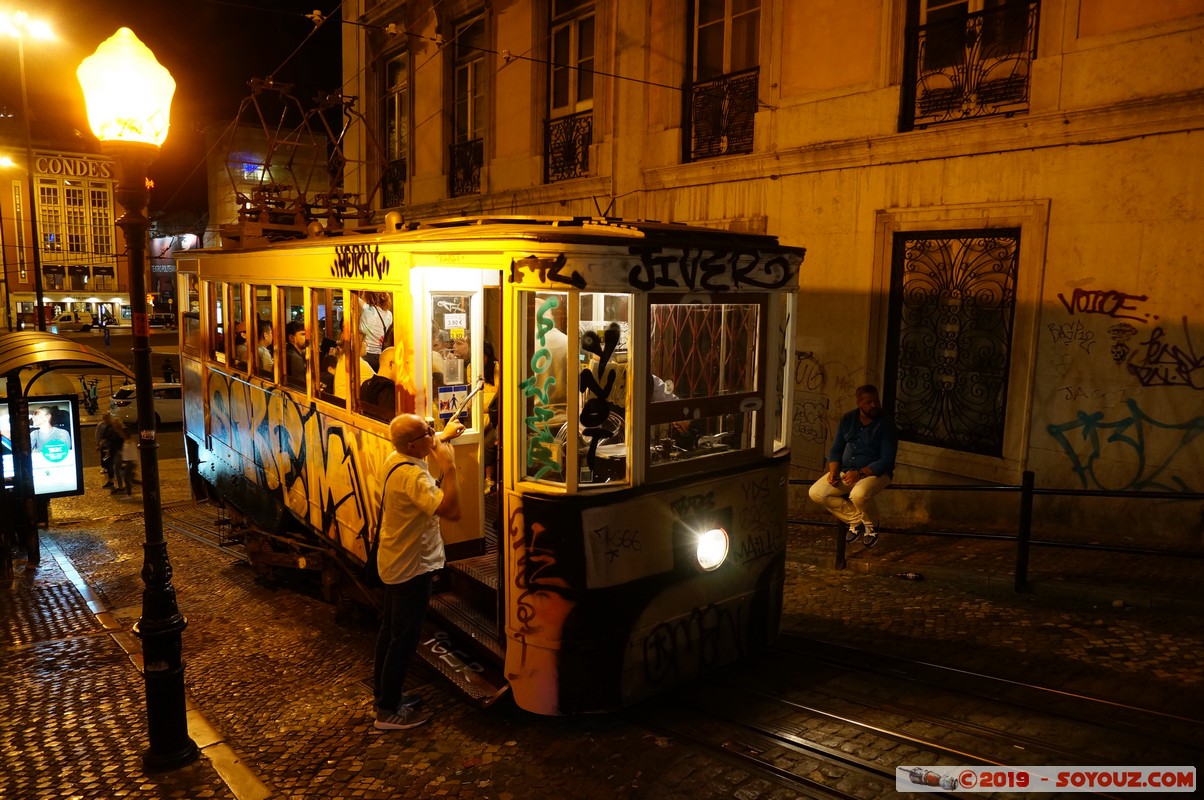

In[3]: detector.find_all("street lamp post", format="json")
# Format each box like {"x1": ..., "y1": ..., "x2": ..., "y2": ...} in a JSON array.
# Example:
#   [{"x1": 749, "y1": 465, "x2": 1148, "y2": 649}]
[
  {"x1": 2, "y1": 11, "x2": 51, "y2": 330},
  {"x1": 78, "y1": 28, "x2": 198, "y2": 773}
]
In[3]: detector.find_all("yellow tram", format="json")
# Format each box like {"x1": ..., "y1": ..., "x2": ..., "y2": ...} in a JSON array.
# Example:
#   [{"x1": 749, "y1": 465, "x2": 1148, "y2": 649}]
[{"x1": 177, "y1": 216, "x2": 804, "y2": 714}]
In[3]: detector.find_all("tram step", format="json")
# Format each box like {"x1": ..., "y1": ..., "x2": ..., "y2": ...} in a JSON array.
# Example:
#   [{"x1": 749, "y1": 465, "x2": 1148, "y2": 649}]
[
  {"x1": 415, "y1": 619, "x2": 510, "y2": 708},
  {"x1": 445, "y1": 554, "x2": 499, "y2": 620},
  {"x1": 428, "y1": 593, "x2": 505, "y2": 663}
]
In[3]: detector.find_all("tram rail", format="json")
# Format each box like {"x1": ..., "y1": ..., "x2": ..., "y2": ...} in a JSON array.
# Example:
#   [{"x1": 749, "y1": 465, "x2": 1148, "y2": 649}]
[
  {"x1": 161, "y1": 500, "x2": 249, "y2": 563},
  {"x1": 623, "y1": 635, "x2": 1200, "y2": 798},
  {"x1": 774, "y1": 635, "x2": 1204, "y2": 749}
]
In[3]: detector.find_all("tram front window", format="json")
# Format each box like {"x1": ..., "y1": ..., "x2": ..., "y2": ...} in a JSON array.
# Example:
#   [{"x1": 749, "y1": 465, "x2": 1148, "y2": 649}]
[
  {"x1": 579, "y1": 292, "x2": 630, "y2": 486},
  {"x1": 648, "y1": 300, "x2": 761, "y2": 471},
  {"x1": 520, "y1": 291, "x2": 569, "y2": 483}
]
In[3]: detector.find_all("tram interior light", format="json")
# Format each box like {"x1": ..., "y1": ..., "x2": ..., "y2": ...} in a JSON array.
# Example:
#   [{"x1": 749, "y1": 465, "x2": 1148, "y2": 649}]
[{"x1": 695, "y1": 527, "x2": 729, "y2": 571}]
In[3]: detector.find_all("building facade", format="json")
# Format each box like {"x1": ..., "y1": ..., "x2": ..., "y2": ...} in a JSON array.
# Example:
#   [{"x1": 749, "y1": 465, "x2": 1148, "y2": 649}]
[
  {"x1": 336, "y1": 0, "x2": 1204, "y2": 537},
  {"x1": 1, "y1": 149, "x2": 135, "y2": 329}
]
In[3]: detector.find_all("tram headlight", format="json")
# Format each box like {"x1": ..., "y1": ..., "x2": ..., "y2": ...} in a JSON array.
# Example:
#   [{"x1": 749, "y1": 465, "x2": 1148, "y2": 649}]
[{"x1": 695, "y1": 527, "x2": 729, "y2": 571}]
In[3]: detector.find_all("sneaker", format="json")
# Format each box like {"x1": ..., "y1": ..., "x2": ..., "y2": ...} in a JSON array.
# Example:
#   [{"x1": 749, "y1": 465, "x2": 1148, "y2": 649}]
[
  {"x1": 374, "y1": 705, "x2": 429, "y2": 731},
  {"x1": 845, "y1": 523, "x2": 863, "y2": 543},
  {"x1": 862, "y1": 522, "x2": 879, "y2": 548},
  {"x1": 374, "y1": 695, "x2": 422, "y2": 720},
  {"x1": 101, "y1": 482, "x2": 113, "y2": 489}
]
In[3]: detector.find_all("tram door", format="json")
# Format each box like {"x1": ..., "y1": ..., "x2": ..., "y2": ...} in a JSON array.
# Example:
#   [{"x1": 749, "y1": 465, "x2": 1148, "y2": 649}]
[{"x1": 413, "y1": 268, "x2": 502, "y2": 557}]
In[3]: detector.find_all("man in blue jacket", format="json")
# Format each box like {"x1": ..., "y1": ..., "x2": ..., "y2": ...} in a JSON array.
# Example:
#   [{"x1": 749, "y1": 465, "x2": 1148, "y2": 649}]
[{"x1": 809, "y1": 385, "x2": 898, "y2": 548}]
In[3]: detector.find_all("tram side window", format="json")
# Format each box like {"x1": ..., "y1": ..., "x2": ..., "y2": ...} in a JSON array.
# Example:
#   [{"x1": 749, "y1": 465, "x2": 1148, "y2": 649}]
[
  {"x1": 350, "y1": 290, "x2": 390, "y2": 420},
  {"x1": 520, "y1": 291, "x2": 569, "y2": 484},
  {"x1": 313, "y1": 287, "x2": 345, "y2": 404},
  {"x1": 229, "y1": 283, "x2": 247, "y2": 371},
  {"x1": 207, "y1": 281, "x2": 225, "y2": 364},
  {"x1": 280, "y1": 286, "x2": 308, "y2": 390},
  {"x1": 252, "y1": 285, "x2": 273, "y2": 379},
  {"x1": 578, "y1": 292, "x2": 631, "y2": 486},
  {"x1": 181, "y1": 273, "x2": 201, "y2": 353},
  {"x1": 647, "y1": 299, "x2": 762, "y2": 472}
]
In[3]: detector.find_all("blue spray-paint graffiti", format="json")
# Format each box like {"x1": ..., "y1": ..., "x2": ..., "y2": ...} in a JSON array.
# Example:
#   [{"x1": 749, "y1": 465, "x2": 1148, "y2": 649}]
[{"x1": 1046, "y1": 398, "x2": 1204, "y2": 492}]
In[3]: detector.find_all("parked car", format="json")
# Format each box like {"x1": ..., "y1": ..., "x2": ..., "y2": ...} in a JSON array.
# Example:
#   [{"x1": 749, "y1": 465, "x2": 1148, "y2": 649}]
[
  {"x1": 108, "y1": 382, "x2": 183, "y2": 427},
  {"x1": 49, "y1": 311, "x2": 95, "y2": 332},
  {"x1": 147, "y1": 312, "x2": 177, "y2": 328}
]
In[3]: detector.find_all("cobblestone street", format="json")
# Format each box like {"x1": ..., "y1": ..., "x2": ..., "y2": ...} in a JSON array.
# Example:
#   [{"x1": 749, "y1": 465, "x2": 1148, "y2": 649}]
[{"x1": 3, "y1": 457, "x2": 1201, "y2": 798}]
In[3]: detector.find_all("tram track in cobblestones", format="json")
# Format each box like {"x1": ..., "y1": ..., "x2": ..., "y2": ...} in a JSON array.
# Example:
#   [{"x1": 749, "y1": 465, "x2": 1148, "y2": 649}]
[
  {"x1": 624, "y1": 635, "x2": 1200, "y2": 799},
  {"x1": 161, "y1": 500, "x2": 250, "y2": 563},
  {"x1": 774, "y1": 634, "x2": 1204, "y2": 751}
]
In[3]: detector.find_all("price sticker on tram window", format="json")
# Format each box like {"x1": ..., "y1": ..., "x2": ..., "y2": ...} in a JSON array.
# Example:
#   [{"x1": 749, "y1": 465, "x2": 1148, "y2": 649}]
[
  {"x1": 897, "y1": 766, "x2": 1197, "y2": 793},
  {"x1": 443, "y1": 313, "x2": 466, "y2": 330}
]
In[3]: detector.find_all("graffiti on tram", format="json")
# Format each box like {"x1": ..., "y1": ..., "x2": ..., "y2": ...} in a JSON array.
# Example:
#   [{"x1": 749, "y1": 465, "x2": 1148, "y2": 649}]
[
  {"x1": 507, "y1": 247, "x2": 799, "y2": 292},
  {"x1": 206, "y1": 372, "x2": 394, "y2": 559}
]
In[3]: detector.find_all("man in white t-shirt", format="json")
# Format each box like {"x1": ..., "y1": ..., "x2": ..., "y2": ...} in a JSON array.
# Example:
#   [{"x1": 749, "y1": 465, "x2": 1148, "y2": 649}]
[{"x1": 372, "y1": 413, "x2": 464, "y2": 730}]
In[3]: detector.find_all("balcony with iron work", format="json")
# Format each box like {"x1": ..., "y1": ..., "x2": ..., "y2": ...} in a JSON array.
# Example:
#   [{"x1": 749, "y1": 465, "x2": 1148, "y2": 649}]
[
  {"x1": 901, "y1": 1, "x2": 1039, "y2": 131},
  {"x1": 449, "y1": 139, "x2": 482, "y2": 197},
  {"x1": 545, "y1": 110, "x2": 592, "y2": 183},
  {"x1": 686, "y1": 66, "x2": 758, "y2": 162}
]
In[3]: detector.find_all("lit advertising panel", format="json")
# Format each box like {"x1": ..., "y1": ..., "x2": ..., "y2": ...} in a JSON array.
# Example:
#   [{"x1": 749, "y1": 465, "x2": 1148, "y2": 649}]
[{"x1": 1, "y1": 395, "x2": 85, "y2": 498}]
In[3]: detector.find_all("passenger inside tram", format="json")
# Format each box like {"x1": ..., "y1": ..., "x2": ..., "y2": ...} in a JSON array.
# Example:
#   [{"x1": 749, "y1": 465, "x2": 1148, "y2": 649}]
[{"x1": 360, "y1": 347, "x2": 399, "y2": 421}]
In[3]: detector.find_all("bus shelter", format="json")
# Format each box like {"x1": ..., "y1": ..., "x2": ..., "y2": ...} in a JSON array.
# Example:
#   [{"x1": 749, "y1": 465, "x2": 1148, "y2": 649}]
[{"x1": 1, "y1": 331, "x2": 132, "y2": 576}]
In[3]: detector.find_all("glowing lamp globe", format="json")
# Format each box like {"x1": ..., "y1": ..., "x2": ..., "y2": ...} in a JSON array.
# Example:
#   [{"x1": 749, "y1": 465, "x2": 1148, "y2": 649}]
[{"x1": 77, "y1": 28, "x2": 175, "y2": 147}]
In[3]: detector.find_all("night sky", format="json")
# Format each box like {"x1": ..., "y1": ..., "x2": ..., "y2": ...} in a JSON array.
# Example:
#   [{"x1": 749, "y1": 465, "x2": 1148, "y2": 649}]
[{"x1": 1, "y1": 0, "x2": 342, "y2": 216}]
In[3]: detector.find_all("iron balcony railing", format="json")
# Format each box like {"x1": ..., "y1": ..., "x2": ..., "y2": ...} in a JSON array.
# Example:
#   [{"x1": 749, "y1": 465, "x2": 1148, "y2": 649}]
[
  {"x1": 381, "y1": 158, "x2": 406, "y2": 208},
  {"x1": 686, "y1": 66, "x2": 759, "y2": 161},
  {"x1": 902, "y1": 0, "x2": 1040, "y2": 130},
  {"x1": 545, "y1": 110, "x2": 592, "y2": 183},
  {"x1": 449, "y1": 138, "x2": 483, "y2": 197}
]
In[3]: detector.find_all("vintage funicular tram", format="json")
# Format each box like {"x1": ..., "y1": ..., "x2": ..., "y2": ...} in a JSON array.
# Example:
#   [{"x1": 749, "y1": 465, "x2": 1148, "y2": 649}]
[{"x1": 177, "y1": 216, "x2": 804, "y2": 715}]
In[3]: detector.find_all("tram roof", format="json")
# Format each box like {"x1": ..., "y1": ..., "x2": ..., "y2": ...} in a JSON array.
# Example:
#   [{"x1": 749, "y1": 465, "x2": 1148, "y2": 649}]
[{"x1": 203, "y1": 215, "x2": 807, "y2": 255}]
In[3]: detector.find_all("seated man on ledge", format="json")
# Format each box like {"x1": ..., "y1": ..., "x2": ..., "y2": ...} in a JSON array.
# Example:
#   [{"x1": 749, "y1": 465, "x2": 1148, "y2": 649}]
[{"x1": 808, "y1": 384, "x2": 898, "y2": 549}]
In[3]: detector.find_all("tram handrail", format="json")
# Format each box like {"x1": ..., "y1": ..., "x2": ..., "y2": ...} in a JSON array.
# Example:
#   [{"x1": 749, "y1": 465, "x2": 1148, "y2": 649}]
[{"x1": 788, "y1": 471, "x2": 1204, "y2": 592}]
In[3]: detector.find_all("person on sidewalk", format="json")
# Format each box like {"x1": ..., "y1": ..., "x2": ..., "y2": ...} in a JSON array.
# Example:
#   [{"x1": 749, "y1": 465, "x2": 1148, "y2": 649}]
[
  {"x1": 105, "y1": 419, "x2": 127, "y2": 492},
  {"x1": 96, "y1": 413, "x2": 117, "y2": 489},
  {"x1": 118, "y1": 427, "x2": 139, "y2": 496},
  {"x1": 372, "y1": 413, "x2": 465, "y2": 731},
  {"x1": 809, "y1": 384, "x2": 898, "y2": 548}
]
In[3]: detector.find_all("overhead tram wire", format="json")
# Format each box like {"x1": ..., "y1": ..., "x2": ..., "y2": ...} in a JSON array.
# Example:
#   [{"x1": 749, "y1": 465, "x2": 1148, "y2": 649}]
[{"x1": 343, "y1": 14, "x2": 683, "y2": 94}]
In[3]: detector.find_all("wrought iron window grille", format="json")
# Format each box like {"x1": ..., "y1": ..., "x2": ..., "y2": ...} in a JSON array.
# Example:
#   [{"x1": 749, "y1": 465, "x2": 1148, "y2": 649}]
[
  {"x1": 901, "y1": 1, "x2": 1039, "y2": 130},
  {"x1": 884, "y1": 230, "x2": 1021, "y2": 457},
  {"x1": 545, "y1": 110, "x2": 592, "y2": 183},
  {"x1": 686, "y1": 66, "x2": 759, "y2": 162}
]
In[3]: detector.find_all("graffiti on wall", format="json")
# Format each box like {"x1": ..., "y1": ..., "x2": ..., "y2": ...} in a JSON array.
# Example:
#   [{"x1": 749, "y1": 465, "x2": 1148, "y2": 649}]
[
  {"x1": 1046, "y1": 398, "x2": 1204, "y2": 492},
  {"x1": 1056, "y1": 288, "x2": 1151, "y2": 323},
  {"x1": 1126, "y1": 317, "x2": 1204, "y2": 390},
  {"x1": 1047, "y1": 319, "x2": 1095, "y2": 354}
]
